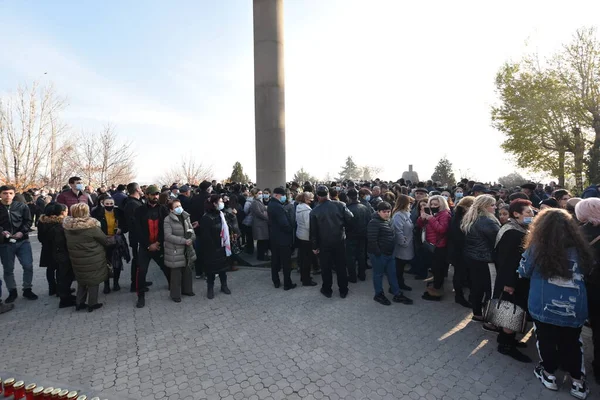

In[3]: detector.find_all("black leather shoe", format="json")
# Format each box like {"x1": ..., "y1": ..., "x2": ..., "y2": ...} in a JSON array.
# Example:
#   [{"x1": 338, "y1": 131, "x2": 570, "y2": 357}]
[
  {"x1": 207, "y1": 287, "x2": 214, "y2": 299},
  {"x1": 88, "y1": 303, "x2": 103, "y2": 312},
  {"x1": 6, "y1": 289, "x2": 17, "y2": 303},
  {"x1": 103, "y1": 285, "x2": 111, "y2": 294},
  {"x1": 320, "y1": 288, "x2": 332, "y2": 298},
  {"x1": 113, "y1": 282, "x2": 121, "y2": 291},
  {"x1": 182, "y1": 292, "x2": 196, "y2": 296},
  {"x1": 136, "y1": 296, "x2": 145, "y2": 308},
  {"x1": 393, "y1": 294, "x2": 413, "y2": 304},
  {"x1": 455, "y1": 296, "x2": 472, "y2": 308},
  {"x1": 340, "y1": 291, "x2": 348, "y2": 299},
  {"x1": 76, "y1": 303, "x2": 88, "y2": 311},
  {"x1": 302, "y1": 281, "x2": 318, "y2": 287},
  {"x1": 221, "y1": 286, "x2": 232, "y2": 295},
  {"x1": 274, "y1": 282, "x2": 281, "y2": 289},
  {"x1": 172, "y1": 297, "x2": 182, "y2": 303},
  {"x1": 59, "y1": 298, "x2": 77, "y2": 308},
  {"x1": 284, "y1": 283, "x2": 297, "y2": 291},
  {"x1": 23, "y1": 289, "x2": 38, "y2": 300}
]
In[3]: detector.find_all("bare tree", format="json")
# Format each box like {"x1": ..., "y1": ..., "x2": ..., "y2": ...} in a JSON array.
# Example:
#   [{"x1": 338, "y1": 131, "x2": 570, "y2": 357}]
[
  {"x1": 96, "y1": 125, "x2": 136, "y2": 185},
  {"x1": 157, "y1": 154, "x2": 213, "y2": 186},
  {"x1": 0, "y1": 82, "x2": 67, "y2": 190}
]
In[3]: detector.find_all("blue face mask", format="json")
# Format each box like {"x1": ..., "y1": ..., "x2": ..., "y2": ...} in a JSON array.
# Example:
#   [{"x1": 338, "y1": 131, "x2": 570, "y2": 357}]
[
  {"x1": 365, "y1": 195, "x2": 371, "y2": 202},
  {"x1": 280, "y1": 195, "x2": 287, "y2": 204},
  {"x1": 174, "y1": 206, "x2": 183, "y2": 215},
  {"x1": 263, "y1": 194, "x2": 269, "y2": 200},
  {"x1": 75, "y1": 183, "x2": 84, "y2": 191},
  {"x1": 455, "y1": 192, "x2": 463, "y2": 199},
  {"x1": 218, "y1": 202, "x2": 225, "y2": 211},
  {"x1": 523, "y1": 216, "x2": 533, "y2": 225}
]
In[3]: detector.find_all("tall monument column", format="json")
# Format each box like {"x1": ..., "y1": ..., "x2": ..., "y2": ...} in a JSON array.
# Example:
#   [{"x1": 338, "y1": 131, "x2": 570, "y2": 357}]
[{"x1": 253, "y1": 0, "x2": 285, "y2": 189}]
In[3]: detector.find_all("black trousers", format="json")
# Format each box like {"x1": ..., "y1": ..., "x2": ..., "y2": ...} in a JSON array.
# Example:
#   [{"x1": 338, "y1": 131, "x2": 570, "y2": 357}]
[
  {"x1": 395, "y1": 258, "x2": 409, "y2": 287},
  {"x1": 130, "y1": 241, "x2": 139, "y2": 284},
  {"x1": 319, "y1": 242, "x2": 348, "y2": 295},
  {"x1": 207, "y1": 271, "x2": 227, "y2": 286},
  {"x1": 432, "y1": 247, "x2": 449, "y2": 290},
  {"x1": 467, "y1": 258, "x2": 492, "y2": 317},
  {"x1": 271, "y1": 244, "x2": 293, "y2": 287},
  {"x1": 297, "y1": 239, "x2": 314, "y2": 285},
  {"x1": 137, "y1": 248, "x2": 170, "y2": 295},
  {"x1": 452, "y1": 259, "x2": 469, "y2": 297},
  {"x1": 533, "y1": 320, "x2": 584, "y2": 379},
  {"x1": 242, "y1": 225, "x2": 254, "y2": 253},
  {"x1": 46, "y1": 263, "x2": 58, "y2": 292},
  {"x1": 257, "y1": 240, "x2": 269, "y2": 260},
  {"x1": 57, "y1": 261, "x2": 74, "y2": 301},
  {"x1": 590, "y1": 314, "x2": 600, "y2": 374},
  {"x1": 345, "y1": 237, "x2": 367, "y2": 280}
]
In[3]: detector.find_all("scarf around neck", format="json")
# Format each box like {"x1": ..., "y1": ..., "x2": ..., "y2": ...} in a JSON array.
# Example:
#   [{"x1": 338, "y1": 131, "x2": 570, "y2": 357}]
[
  {"x1": 219, "y1": 211, "x2": 232, "y2": 256},
  {"x1": 495, "y1": 219, "x2": 527, "y2": 248}
]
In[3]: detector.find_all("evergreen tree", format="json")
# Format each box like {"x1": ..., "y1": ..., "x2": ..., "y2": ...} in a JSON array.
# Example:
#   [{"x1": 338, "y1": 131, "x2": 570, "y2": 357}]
[
  {"x1": 338, "y1": 156, "x2": 360, "y2": 181},
  {"x1": 229, "y1": 162, "x2": 250, "y2": 184},
  {"x1": 431, "y1": 157, "x2": 456, "y2": 186},
  {"x1": 293, "y1": 167, "x2": 317, "y2": 184}
]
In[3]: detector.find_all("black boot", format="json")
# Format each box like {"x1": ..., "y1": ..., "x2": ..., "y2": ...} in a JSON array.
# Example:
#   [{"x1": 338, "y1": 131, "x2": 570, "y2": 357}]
[
  {"x1": 220, "y1": 276, "x2": 231, "y2": 294},
  {"x1": 5, "y1": 289, "x2": 17, "y2": 303},
  {"x1": 58, "y1": 296, "x2": 77, "y2": 308},
  {"x1": 207, "y1": 285, "x2": 214, "y2": 299},
  {"x1": 455, "y1": 295, "x2": 472, "y2": 308},
  {"x1": 103, "y1": 280, "x2": 111, "y2": 294},
  {"x1": 113, "y1": 270, "x2": 121, "y2": 291},
  {"x1": 497, "y1": 343, "x2": 532, "y2": 363},
  {"x1": 136, "y1": 294, "x2": 145, "y2": 308}
]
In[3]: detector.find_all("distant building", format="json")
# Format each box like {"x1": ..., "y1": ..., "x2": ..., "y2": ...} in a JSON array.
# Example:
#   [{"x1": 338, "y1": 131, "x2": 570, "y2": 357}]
[{"x1": 402, "y1": 165, "x2": 419, "y2": 183}]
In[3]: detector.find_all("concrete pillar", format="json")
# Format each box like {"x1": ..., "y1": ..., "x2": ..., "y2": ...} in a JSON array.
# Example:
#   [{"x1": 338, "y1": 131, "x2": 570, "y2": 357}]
[{"x1": 253, "y1": 0, "x2": 285, "y2": 190}]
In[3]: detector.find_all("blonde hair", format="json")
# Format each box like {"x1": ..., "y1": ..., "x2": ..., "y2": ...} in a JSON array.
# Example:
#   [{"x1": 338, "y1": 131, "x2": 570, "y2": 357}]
[
  {"x1": 456, "y1": 195, "x2": 475, "y2": 211},
  {"x1": 460, "y1": 194, "x2": 498, "y2": 233},
  {"x1": 250, "y1": 188, "x2": 261, "y2": 198},
  {"x1": 70, "y1": 203, "x2": 90, "y2": 218},
  {"x1": 428, "y1": 195, "x2": 449, "y2": 212}
]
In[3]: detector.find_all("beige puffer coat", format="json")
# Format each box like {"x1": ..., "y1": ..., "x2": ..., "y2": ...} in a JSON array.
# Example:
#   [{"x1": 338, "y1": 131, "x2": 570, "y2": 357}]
[{"x1": 163, "y1": 211, "x2": 197, "y2": 269}]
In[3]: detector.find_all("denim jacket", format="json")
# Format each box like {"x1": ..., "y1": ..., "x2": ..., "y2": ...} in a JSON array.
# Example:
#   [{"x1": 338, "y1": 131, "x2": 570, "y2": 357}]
[{"x1": 518, "y1": 247, "x2": 588, "y2": 328}]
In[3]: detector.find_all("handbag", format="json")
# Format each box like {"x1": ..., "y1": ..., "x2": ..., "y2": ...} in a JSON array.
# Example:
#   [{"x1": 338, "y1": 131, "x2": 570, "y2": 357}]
[{"x1": 483, "y1": 292, "x2": 527, "y2": 333}]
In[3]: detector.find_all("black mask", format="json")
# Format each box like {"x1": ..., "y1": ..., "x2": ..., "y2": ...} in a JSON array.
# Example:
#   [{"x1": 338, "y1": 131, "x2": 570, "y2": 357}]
[
  {"x1": 104, "y1": 206, "x2": 114, "y2": 212},
  {"x1": 430, "y1": 207, "x2": 440, "y2": 214}
]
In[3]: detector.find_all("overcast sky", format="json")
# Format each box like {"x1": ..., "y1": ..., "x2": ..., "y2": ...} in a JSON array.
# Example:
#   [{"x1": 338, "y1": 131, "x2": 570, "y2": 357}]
[{"x1": 1, "y1": 0, "x2": 599, "y2": 185}]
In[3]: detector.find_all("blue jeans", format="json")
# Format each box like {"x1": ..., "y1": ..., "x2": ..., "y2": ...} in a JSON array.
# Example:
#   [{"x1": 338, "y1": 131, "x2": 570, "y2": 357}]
[
  {"x1": 0, "y1": 240, "x2": 34, "y2": 290},
  {"x1": 369, "y1": 253, "x2": 400, "y2": 296}
]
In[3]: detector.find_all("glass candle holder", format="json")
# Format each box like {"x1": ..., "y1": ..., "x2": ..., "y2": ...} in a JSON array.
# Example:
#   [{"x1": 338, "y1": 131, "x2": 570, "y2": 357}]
[
  {"x1": 3, "y1": 378, "x2": 15, "y2": 397},
  {"x1": 65, "y1": 392, "x2": 78, "y2": 400},
  {"x1": 50, "y1": 388, "x2": 61, "y2": 399},
  {"x1": 42, "y1": 387, "x2": 54, "y2": 400},
  {"x1": 13, "y1": 381, "x2": 25, "y2": 399},
  {"x1": 31, "y1": 386, "x2": 44, "y2": 400}
]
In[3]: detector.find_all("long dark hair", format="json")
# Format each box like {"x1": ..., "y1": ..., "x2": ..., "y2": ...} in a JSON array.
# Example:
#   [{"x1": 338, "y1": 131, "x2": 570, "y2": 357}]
[
  {"x1": 204, "y1": 194, "x2": 222, "y2": 212},
  {"x1": 524, "y1": 208, "x2": 593, "y2": 279}
]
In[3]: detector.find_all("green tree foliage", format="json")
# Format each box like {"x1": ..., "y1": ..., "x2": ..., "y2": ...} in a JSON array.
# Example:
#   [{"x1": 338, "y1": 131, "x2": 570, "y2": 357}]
[
  {"x1": 338, "y1": 156, "x2": 360, "y2": 181},
  {"x1": 293, "y1": 167, "x2": 317, "y2": 184},
  {"x1": 498, "y1": 172, "x2": 528, "y2": 189},
  {"x1": 229, "y1": 162, "x2": 250, "y2": 184},
  {"x1": 431, "y1": 157, "x2": 456, "y2": 186}
]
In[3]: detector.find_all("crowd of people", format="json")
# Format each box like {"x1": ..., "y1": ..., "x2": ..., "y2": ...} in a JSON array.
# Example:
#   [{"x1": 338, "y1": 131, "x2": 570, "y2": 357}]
[{"x1": 1, "y1": 176, "x2": 600, "y2": 399}]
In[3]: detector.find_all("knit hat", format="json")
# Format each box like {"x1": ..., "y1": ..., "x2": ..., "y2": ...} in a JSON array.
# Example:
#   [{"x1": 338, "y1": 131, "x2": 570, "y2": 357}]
[
  {"x1": 199, "y1": 181, "x2": 212, "y2": 191},
  {"x1": 575, "y1": 198, "x2": 600, "y2": 225},
  {"x1": 145, "y1": 185, "x2": 160, "y2": 195}
]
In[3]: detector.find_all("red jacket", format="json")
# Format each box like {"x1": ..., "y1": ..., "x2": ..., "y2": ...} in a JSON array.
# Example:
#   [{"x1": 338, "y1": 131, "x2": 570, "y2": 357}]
[
  {"x1": 56, "y1": 190, "x2": 93, "y2": 215},
  {"x1": 417, "y1": 209, "x2": 451, "y2": 248}
]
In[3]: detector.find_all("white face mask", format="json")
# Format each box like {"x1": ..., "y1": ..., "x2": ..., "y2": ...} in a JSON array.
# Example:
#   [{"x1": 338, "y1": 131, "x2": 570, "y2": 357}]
[{"x1": 174, "y1": 206, "x2": 183, "y2": 215}]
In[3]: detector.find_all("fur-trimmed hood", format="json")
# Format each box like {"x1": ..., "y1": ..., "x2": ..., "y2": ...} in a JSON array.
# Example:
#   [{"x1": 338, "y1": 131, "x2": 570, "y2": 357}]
[
  {"x1": 63, "y1": 216, "x2": 101, "y2": 231},
  {"x1": 39, "y1": 215, "x2": 66, "y2": 224}
]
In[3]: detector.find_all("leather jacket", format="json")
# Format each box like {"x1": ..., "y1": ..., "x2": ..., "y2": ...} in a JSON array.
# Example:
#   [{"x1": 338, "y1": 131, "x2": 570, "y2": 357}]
[
  {"x1": 463, "y1": 216, "x2": 500, "y2": 262},
  {"x1": 0, "y1": 201, "x2": 32, "y2": 242},
  {"x1": 346, "y1": 201, "x2": 371, "y2": 240},
  {"x1": 309, "y1": 199, "x2": 354, "y2": 250}
]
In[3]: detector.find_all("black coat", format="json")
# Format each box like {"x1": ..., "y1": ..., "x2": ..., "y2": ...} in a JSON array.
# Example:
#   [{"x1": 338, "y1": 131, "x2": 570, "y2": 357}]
[
  {"x1": 309, "y1": 200, "x2": 354, "y2": 250},
  {"x1": 37, "y1": 215, "x2": 61, "y2": 267},
  {"x1": 177, "y1": 194, "x2": 192, "y2": 212},
  {"x1": 493, "y1": 227, "x2": 529, "y2": 308},
  {"x1": 46, "y1": 216, "x2": 71, "y2": 268},
  {"x1": 190, "y1": 190, "x2": 211, "y2": 226},
  {"x1": 199, "y1": 210, "x2": 228, "y2": 273},
  {"x1": 367, "y1": 215, "x2": 395, "y2": 256},
  {"x1": 346, "y1": 201, "x2": 371, "y2": 240},
  {"x1": 463, "y1": 217, "x2": 500, "y2": 262},
  {"x1": 267, "y1": 198, "x2": 293, "y2": 246},
  {"x1": 121, "y1": 196, "x2": 144, "y2": 243},
  {"x1": 448, "y1": 208, "x2": 467, "y2": 266}
]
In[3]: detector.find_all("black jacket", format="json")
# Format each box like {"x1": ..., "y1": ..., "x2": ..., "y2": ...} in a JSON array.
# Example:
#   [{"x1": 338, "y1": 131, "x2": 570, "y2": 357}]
[
  {"x1": 190, "y1": 190, "x2": 211, "y2": 225},
  {"x1": 47, "y1": 216, "x2": 71, "y2": 268},
  {"x1": 199, "y1": 210, "x2": 228, "y2": 273},
  {"x1": 359, "y1": 198, "x2": 375, "y2": 215},
  {"x1": 134, "y1": 203, "x2": 170, "y2": 249},
  {"x1": 346, "y1": 201, "x2": 371, "y2": 240},
  {"x1": 37, "y1": 215, "x2": 60, "y2": 267},
  {"x1": 267, "y1": 198, "x2": 293, "y2": 246},
  {"x1": 493, "y1": 226, "x2": 529, "y2": 308},
  {"x1": 0, "y1": 201, "x2": 32, "y2": 242},
  {"x1": 309, "y1": 199, "x2": 354, "y2": 250},
  {"x1": 448, "y1": 207, "x2": 467, "y2": 266},
  {"x1": 463, "y1": 216, "x2": 500, "y2": 262},
  {"x1": 121, "y1": 196, "x2": 144, "y2": 243},
  {"x1": 177, "y1": 194, "x2": 192, "y2": 212},
  {"x1": 367, "y1": 215, "x2": 395, "y2": 256},
  {"x1": 91, "y1": 206, "x2": 124, "y2": 236}
]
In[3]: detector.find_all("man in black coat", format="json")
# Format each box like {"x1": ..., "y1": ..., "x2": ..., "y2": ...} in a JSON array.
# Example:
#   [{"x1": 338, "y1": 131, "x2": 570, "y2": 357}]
[
  {"x1": 345, "y1": 189, "x2": 371, "y2": 282},
  {"x1": 121, "y1": 182, "x2": 148, "y2": 292},
  {"x1": 134, "y1": 185, "x2": 170, "y2": 308},
  {"x1": 309, "y1": 186, "x2": 354, "y2": 298},
  {"x1": 268, "y1": 187, "x2": 296, "y2": 290}
]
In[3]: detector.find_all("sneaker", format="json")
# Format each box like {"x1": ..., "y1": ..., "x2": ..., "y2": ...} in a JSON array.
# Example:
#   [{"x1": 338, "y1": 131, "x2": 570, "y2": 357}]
[
  {"x1": 534, "y1": 365, "x2": 558, "y2": 391},
  {"x1": 374, "y1": 292, "x2": 391, "y2": 306},
  {"x1": 393, "y1": 294, "x2": 413, "y2": 305},
  {"x1": 399, "y1": 284, "x2": 413, "y2": 292},
  {"x1": 497, "y1": 344, "x2": 532, "y2": 363},
  {"x1": 23, "y1": 289, "x2": 38, "y2": 300},
  {"x1": 570, "y1": 380, "x2": 589, "y2": 399},
  {"x1": 5, "y1": 289, "x2": 17, "y2": 303}
]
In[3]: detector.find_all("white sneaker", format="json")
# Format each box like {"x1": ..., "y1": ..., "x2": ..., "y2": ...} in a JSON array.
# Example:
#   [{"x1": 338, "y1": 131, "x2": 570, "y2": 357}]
[
  {"x1": 534, "y1": 365, "x2": 558, "y2": 391},
  {"x1": 570, "y1": 381, "x2": 589, "y2": 399}
]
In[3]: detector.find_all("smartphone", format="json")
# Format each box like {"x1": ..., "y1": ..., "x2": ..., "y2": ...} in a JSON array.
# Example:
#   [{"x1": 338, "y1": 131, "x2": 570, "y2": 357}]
[{"x1": 424, "y1": 207, "x2": 432, "y2": 215}]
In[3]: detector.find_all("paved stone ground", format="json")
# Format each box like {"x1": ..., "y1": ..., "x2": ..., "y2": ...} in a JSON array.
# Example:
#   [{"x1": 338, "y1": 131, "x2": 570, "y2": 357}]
[{"x1": 0, "y1": 237, "x2": 597, "y2": 400}]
